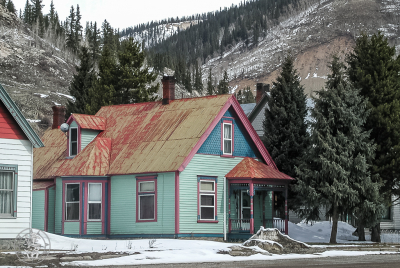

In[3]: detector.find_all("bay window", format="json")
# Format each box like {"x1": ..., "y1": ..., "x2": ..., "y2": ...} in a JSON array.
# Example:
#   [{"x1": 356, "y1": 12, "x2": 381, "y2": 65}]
[
  {"x1": 88, "y1": 183, "x2": 102, "y2": 220},
  {"x1": 65, "y1": 184, "x2": 79, "y2": 221}
]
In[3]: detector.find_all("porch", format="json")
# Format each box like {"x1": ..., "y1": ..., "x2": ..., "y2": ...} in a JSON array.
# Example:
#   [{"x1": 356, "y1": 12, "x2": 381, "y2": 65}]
[{"x1": 224, "y1": 157, "x2": 293, "y2": 240}]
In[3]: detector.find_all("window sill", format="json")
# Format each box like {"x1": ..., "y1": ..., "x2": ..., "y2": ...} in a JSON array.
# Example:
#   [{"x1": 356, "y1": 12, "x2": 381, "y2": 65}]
[
  {"x1": 197, "y1": 220, "x2": 219, "y2": 223},
  {"x1": 0, "y1": 216, "x2": 16, "y2": 219},
  {"x1": 64, "y1": 220, "x2": 80, "y2": 222},
  {"x1": 220, "y1": 155, "x2": 235, "y2": 158},
  {"x1": 136, "y1": 219, "x2": 157, "y2": 223},
  {"x1": 380, "y1": 219, "x2": 393, "y2": 222}
]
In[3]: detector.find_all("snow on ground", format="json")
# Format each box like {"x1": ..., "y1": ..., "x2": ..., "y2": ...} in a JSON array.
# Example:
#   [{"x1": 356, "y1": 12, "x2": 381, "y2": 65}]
[
  {"x1": 33, "y1": 93, "x2": 49, "y2": 98},
  {"x1": 53, "y1": 92, "x2": 75, "y2": 101},
  {"x1": 21, "y1": 221, "x2": 393, "y2": 266}
]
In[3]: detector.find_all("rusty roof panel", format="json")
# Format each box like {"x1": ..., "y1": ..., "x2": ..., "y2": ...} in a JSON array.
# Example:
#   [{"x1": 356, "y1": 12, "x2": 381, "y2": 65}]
[
  {"x1": 226, "y1": 157, "x2": 293, "y2": 180},
  {"x1": 33, "y1": 180, "x2": 55, "y2": 190},
  {"x1": 73, "y1": 114, "x2": 106, "y2": 130}
]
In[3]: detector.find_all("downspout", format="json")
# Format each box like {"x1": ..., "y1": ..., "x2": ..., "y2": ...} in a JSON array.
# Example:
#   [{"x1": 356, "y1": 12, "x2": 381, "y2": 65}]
[{"x1": 223, "y1": 177, "x2": 226, "y2": 241}]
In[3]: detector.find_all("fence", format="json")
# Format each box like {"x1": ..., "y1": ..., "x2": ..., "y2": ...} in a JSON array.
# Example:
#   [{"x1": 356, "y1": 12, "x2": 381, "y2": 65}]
[{"x1": 381, "y1": 229, "x2": 400, "y2": 244}]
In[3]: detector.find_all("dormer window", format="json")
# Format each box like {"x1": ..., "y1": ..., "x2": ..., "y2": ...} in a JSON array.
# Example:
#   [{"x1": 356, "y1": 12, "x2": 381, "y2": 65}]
[
  {"x1": 223, "y1": 121, "x2": 233, "y2": 155},
  {"x1": 69, "y1": 128, "x2": 78, "y2": 156}
]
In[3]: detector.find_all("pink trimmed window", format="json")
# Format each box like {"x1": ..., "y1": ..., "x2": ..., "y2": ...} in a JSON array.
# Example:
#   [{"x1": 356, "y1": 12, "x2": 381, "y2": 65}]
[
  {"x1": 65, "y1": 183, "x2": 80, "y2": 221},
  {"x1": 222, "y1": 121, "x2": 233, "y2": 155},
  {"x1": 88, "y1": 183, "x2": 102, "y2": 221},
  {"x1": 136, "y1": 177, "x2": 157, "y2": 222},
  {"x1": 69, "y1": 127, "x2": 78, "y2": 156},
  {"x1": 198, "y1": 176, "x2": 218, "y2": 222}
]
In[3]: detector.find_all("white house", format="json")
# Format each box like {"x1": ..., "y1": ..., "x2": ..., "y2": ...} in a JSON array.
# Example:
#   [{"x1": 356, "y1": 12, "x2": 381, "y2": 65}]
[{"x1": 0, "y1": 83, "x2": 43, "y2": 240}]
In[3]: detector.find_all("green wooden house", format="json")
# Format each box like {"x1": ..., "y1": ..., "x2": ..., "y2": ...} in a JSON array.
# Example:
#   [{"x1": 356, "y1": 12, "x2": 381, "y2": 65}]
[{"x1": 32, "y1": 76, "x2": 293, "y2": 240}]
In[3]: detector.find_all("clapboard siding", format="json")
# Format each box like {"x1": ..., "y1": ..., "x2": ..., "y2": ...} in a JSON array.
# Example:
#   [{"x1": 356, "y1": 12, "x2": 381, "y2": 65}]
[
  {"x1": 32, "y1": 190, "x2": 45, "y2": 230},
  {"x1": 48, "y1": 187, "x2": 55, "y2": 233},
  {"x1": 87, "y1": 222, "x2": 102, "y2": 235},
  {"x1": 381, "y1": 196, "x2": 400, "y2": 230},
  {"x1": 0, "y1": 138, "x2": 32, "y2": 239},
  {"x1": 81, "y1": 129, "x2": 100, "y2": 151},
  {"x1": 64, "y1": 222, "x2": 80, "y2": 235},
  {"x1": 110, "y1": 172, "x2": 175, "y2": 235},
  {"x1": 179, "y1": 154, "x2": 244, "y2": 234},
  {"x1": 55, "y1": 178, "x2": 62, "y2": 234}
]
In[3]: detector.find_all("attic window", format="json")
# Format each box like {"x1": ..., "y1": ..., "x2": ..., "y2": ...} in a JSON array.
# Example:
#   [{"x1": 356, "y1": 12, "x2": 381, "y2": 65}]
[
  {"x1": 69, "y1": 128, "x2": 78, "y2": 156},
  {"x1": 223, "y1": 122, "x2": 233, "y2": 155}
]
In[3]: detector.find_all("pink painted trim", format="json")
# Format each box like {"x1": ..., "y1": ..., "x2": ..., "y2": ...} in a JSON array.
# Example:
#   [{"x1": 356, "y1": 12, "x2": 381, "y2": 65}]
[
  {"x1": 250, "y1": 182, "x2": 254, "y2": 234},
  {"x1": 62, "y1": 181, "x2": 82, "y2": 235},
  {"x1": 229, "y1": 96, "x2": 278, "y2": 169},
  {"x1": 197, "y1": 220, "x2": 219, "y2": 223},
  {"x1": 136, "y1": 177, "x2": 157, "y2": 222},
  {"x1": 178, "y1": 100, "x2": 232, "y2": 172},
  {"x1": 107, "y1": 180, "x2": 111, "y2": 235},
  {"x1": 198, "y1": 178, "x2": 218, "y2": 221},
  {"x1": 66, "y1": 117, "x2": 81, "y2": 157},
  {"x1": 62, "y1": 182, "x2": 65, "y2": 235},
  {"x1": 222, "y1": 116, "x2": 234, "y2": 119},
  {"x1": 78, "y1": 127, "x2": 81, "y2": 154},
  {"x1": 220, "y1": 155, "x2": 235, "y2": 158},
  {"x1": 83, "y1": 183, "x2": 88, "y2": 235},
  {"x1": 175, "y1": 171, "x2": 179, "y2": 235},
  {"x1": 220, "y1": 122, "x2": 223, "y2": 152},
  {"x1": 102, "y1": 183, "x2": 106, "y2": 234},
  {"x1": 44, "y1": 188, "x2": 48, "y2": 232},
  {"x1": 222, "y1": 120, "x2": 234, "y2": 155}
]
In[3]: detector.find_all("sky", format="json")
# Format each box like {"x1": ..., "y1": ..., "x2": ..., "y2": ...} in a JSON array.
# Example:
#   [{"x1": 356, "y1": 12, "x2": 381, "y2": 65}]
[{"x1": 13, "y1": 0, "x2": 244, "y2": 30}]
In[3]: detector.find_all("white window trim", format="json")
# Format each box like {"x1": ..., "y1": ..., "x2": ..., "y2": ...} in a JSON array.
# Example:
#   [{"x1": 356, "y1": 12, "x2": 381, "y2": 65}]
[
  {"x1": 65, "y1": 183, "x2": 80, "y2": 221},
  {"x1": 69, "y1": 127, "x2": 78, "y2": 156},
  {"x1": 223, "y1": 122, "x2": 233, "y2": 155},
  {"x1": 87, "y1": 183, "x2": 102, "y2": 221},
  {"x1": 199, "y1": 180, "x2": 216, "y2": 221},
  {"x1": 0, "y1": 170, "x2": 15, "y2": 218},
  {"x1": 138, "y1": 194, "x2": 155, "y2": 220},
  {"x1": 139, "y1": 181, "x2": 155, "y2": 193}
]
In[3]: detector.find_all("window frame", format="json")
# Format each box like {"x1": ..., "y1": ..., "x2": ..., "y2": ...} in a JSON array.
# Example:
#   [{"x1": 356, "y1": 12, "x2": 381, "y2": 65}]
[
  {"x1": 381, "y1": 205, "x2": 392, "y2": 221},
  {"x1": 0, "y1": 165, "x2": 18, "y2": 218},
  {"x1": 197, "y1": 176, "x2": 218, "y2": 223},
  {"x1": 87, "y1": 183, "x2": 102, "y2": 221},
  {"x1": 69, "y1": 127, "x2": 79, "y2": 157},
  {"x1": 222, "y1": 121, "x2": 234, "y2": 156},
  {"x1": 136, "y1": 177, "x2": 157, "y2": 222},
  {"x1": 65, "y1": 183, "x2": 80, "y2": 222}
]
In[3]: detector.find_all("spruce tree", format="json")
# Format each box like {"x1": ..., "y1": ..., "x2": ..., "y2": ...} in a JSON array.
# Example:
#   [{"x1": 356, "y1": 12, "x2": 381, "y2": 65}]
[
  {"x1": 263, "y1": 54, "x2": 308, "y2": 179},
  {"x1": 242, "y1": 86, "x2": 255, "y2": 103},
  {"x1": 217, "y1": 70, "x2": 229, "y2": 94},
  {"x1": 66, "y1": 5, "x2": 76, "y2": 52},
  {"x1": 6, "y1": 0, "x2": 16, "y2": 14},
  {"x1": 346, "y1": 32, "x2": 400, "y2": 242},
  {"x1": 23, "y1": 0, "x2": 31, "y2": 24},
  {"x1": 66, "y1": 46, "x2": 95, "y2": 118},
  {"x1": 206, "y1": 68, "x2": 214, "y2": 95},
  {"x1": 295, "y1": 55, "x2": 381, "y2": 244}
]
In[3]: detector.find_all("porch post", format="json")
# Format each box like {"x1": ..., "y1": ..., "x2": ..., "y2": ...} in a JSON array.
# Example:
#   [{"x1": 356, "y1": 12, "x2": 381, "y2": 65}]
[
  {"x1": 228, "y1": 183, "x2": 231, "y2": 233},
  {"x1": 285, "y1": 184, "x2": 288, "y2": 235},
  {"x1": 250, "y1": 182, "x2": 254, "y2": 234}
]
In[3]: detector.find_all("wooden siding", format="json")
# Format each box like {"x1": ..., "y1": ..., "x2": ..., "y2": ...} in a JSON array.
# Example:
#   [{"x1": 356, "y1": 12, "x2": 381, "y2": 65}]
[
  {"x1": 87, "y1": 222, "x2": 102, "y2": 234},
  {"x1": 64, "y1": 222, "x2": 80, "y2": 235},
  {"x1": 0, "y1": 138, "x2": 32, "y2": 239},
  {"x1": 110, "y1": 172, "x2": 175, "y2": 235},
  {"x1": 179, "y1": 154, "x2": 244, "y2": 234},
  {"x1": 70, "y1": 121, "x2": 78, "y2": 128},
  {"x1": 0, "y1": 101, "x2": 27, "y2": 140},
  {"x1": 32, "y1": 190, "x2": 45, "y2": 230},
  {"x1": 381, "y1": 196, "x2": 400, "y2": 230},
  {"x1": 81, "y1": 129, "x2": 100, "y2": 151},
  {"x1": 55, "y1": 178, "x2": 62, "y2": 234},
  {"x1": 48, "y1": 186, "x2": 55, "y2": 233}
]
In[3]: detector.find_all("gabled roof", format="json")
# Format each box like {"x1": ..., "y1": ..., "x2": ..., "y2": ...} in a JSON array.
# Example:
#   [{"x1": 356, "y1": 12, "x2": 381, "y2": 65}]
[
  {"x1": 0, "y1": 83, "x2": 44, "y2": 148},
  {"x1": 226, "y1": 157, "x2": 293, "y2": 180},
  {"x1": 248, "y1": 94, "x2": 268, "y2": 123},
  {"x1": 33, "y1": 94, "x2": 278, "y2": 179},
  {"x1": 69, "y1": 114, "x2": 106, "y2": 130}
]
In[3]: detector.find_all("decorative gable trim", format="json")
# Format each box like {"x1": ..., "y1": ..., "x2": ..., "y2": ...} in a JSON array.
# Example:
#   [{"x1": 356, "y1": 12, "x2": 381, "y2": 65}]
[{"x1": 0, "y1": 83, "x2": 44, "y2": 148}]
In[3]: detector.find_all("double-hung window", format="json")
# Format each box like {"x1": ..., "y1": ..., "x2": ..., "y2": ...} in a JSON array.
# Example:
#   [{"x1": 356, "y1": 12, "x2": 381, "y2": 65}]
[
  {"x1": 223, "y1": 122, "x2": 233, "y2": 155},
  {"x1": 88, "y1": 183, "x2": 102, "y2": 221},
  {"x1": 137, "y1": 178, "x2": 157, "y2": 222},
  {"x1": 65, "y1": 184, "x2": 79, "y2": 221},
  {"x1": 0, "y1": 170, "x2": 15, "y2": 217},
  {"x1": 69, "y1": 128, "x2": 78, "y2": 156},
  {"x1": 198, "y1": 178, "x2": 217, "y2": 222}
]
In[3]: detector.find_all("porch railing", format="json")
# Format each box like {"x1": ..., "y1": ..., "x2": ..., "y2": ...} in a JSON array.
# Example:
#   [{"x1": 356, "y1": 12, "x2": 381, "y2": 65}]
[
  {"x1": 229, "y1": 218, "x2": 251, "y2": 232},
  {"x1": 263, "y1": 218, "x2": 286, "y2": 233}
]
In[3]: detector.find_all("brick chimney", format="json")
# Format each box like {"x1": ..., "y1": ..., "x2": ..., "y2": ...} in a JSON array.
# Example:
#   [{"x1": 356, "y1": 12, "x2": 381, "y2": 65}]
[
  {"x1": 52, "y1": 105, "x2": 66, "y2": 129},
  {"x1": 162, "y1": 76, "x2": 175, "y2": 105},
  {"x1": 256, "y1": 83, "x2": 265, "y2": 104}
]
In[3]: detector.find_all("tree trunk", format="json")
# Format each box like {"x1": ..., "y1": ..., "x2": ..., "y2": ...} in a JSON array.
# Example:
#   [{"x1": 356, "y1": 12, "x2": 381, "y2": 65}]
[
  {"x1": 330, "y1": 203, "x2": 338, "y2": 244},
  {"x1": 357, "y1": 222, "x2": 365, "y2": 241},
  {"x1": 371, "y1": 223, "x2": 381, "y2": 242}
]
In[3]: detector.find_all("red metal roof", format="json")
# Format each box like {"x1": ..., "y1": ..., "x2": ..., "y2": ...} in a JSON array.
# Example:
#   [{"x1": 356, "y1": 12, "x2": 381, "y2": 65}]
[
  {"x1": 33, "y1": 180, "x2": 55, "y2": 190},
  {"x1": 72, "y1": 114, "x2": 106, "y2": 130},
  {"x1": 226, "y1": 157, "x2": 293, "y2": 180}
]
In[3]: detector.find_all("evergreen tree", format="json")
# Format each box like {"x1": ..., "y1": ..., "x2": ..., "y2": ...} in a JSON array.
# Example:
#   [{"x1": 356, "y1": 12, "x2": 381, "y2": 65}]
[
  {"x1": 242, "y1": 86, "x2": 255, "y2": 103},
  {"x1": 66, "y1": 5, "x2": 76, "y2": 52},
  {"x1": 66, "y1": 46, "x2": 95, "y2": 118},
  {"x1": 295, "y1": 55, "x2": 381, "y2": 244},
  {"x1": 74, "y1": 5, "x2": 82, "y2": 48},
  {"x1": 346, "y1": 32, "x2": 400, "y2": 242},
  {"x1": 0, "y1": 0, "x2": 5, "y2": 7},
  {"x1": 30, "y1": 0, "x2": 43, "y2": 22},
  {"x1": 193, "y1": 63, "x2": 203, "y2": 93},
  {"x1": 23, "y1": 0, "x2": 31, "y2": 24},
  {"x1": 263, "y1": 54, "x2": 308, "y2": 179},
  {"x1": 115, "y1": 37, "x2": 158, "y2": 104},
  {"x1": 206, "y1": 68, "x2": 214, "y2": 95},
  {"x1": 217, "y1": 70, "x2": 229, "y2": 94},
  {"x1": 6, "y1": 0, "x2": 16, "y2": 14}
]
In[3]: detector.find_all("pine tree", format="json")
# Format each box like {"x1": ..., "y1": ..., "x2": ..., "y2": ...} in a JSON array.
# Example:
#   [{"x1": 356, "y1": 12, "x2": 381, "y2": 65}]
[
  {"x1": 66, "y1": 46, "x2": 95, "y2": 118},
  {"x1": 295, "y1": 55, "x2": 381, "y2": 244},
  {"x1": 74, "y1": 5, "x2": 82, "y2": 48},
  {"x1": 23, "y1": 0, "x2": 31, "y2": 24},
  {"x1": 193, "y1": 63, "x2": 203, "y2": 93},
  {"x1": 6, "y1": 0, "x2": 16, "y2": 14},
  {"x1": 346, "y1": 32, "x2": 400, "y2": 242},
  {"x1": 263, "y1": 54, "x2": 308, "y2": 179},
  {"x1": 115, "y1": 37, "x2": 158, "y2": 104},
  {"x1": 207, "y1": 68, "x2": 214, "y2": 95},
  {"x1": 217, "y1": 70, "x2": 229, "y2": 94},
  {"x1": 242, "y1": 86, "x2": 255, "y2": 103},
  {"x1": 66, "y1": 5, "x2": 76, "y2": 52}
]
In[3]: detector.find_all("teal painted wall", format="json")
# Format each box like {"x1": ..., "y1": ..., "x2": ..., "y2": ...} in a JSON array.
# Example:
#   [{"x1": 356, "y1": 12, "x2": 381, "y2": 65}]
[
  {"x1": 110, "y1": 172, "x2": 175, "y2": 235},
  {"x1": 64, "y1": 222, "x2": 80, "y2": 235},
  {"x1": 81, "y1": 129, "x2": 100, "y2": 151},
  {"x1": 55, "y1": 178, "x2": 62, "y2": 234},
  {"x1": 47, "y1": 187, "x2": 55, "y2": 233},
  {"x1": 70, "y1": 121, "x2": 78, "y2": 128},
  {"x1": 254, "y1": 195, "x2": 263, "y2": 231},
  {"x1": 32, "y1": 190, "x2": 45, "y2": 231},
  {"x1": 179, "y1": 154, "x2": 244, "y2": 234},
  {"x1": 87, "y1": 222, "x2": 102, "y2": 234}
]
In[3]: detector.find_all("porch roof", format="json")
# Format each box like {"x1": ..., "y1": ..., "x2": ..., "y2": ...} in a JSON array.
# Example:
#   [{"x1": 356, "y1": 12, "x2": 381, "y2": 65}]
[{"x1": 226, "y1": 157, "x2": 294, "y2": 180}]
